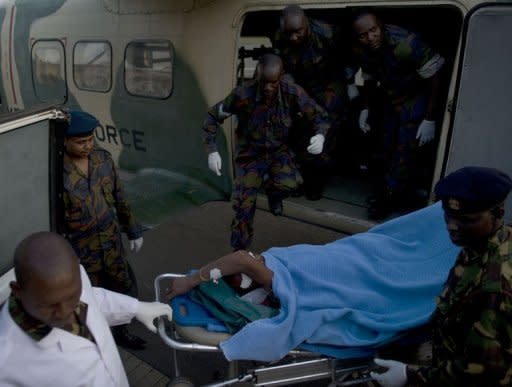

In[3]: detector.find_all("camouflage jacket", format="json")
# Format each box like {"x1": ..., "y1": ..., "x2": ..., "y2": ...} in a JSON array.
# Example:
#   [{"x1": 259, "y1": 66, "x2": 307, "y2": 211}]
[
  {"x1": 274, "y1": 18, "x2": 347, "y2": 95},
  {"x1": 202, "y1": 78, "x2": 329, "y2": 159},
  {"x1": 354, "y1": 24, "x2": 444, "y2": 101},
  {"x1": 412, "y1": 226, "x2": 512, "y2": 386},
  {"x1": 62, "y1": 148, "x2": 142, "y2": 259}
]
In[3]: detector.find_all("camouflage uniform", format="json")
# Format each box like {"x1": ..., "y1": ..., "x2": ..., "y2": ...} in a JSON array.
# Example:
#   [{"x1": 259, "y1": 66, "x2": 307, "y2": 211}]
[
  {"x1": 355, "y1": 25, "x2": 444, "y2": 194},
  {"x1": 410, "y1": 226, "x2": 512, "y2": 385},
  {"x1": 202, "y1": 78, "x2": 329, "y2": 250},
  {"x1": 63, "y1": 148, "x2": 142, "y2": 294},
  {"x1": 275, "y1": 18, "x2": 349, "y2": 166},
  {"x1": 7, "y1": 294, "x2": 95, "y2": 342}
]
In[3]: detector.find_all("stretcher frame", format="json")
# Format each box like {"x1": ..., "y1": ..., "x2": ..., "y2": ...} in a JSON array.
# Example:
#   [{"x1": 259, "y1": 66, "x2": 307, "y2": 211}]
[{"x1": 155, "y1": 273, "x2": 393, "y2": 386}]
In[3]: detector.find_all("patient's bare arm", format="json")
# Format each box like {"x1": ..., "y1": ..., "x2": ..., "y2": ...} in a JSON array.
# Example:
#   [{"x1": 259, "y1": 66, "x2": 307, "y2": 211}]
[{"x1": 166, "y1": 250, "x2": 274, "y2": 299}]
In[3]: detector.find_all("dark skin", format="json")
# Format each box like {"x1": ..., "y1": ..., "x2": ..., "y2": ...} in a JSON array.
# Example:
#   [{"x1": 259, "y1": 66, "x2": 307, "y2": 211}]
[
  {"x1": 64, "y1": 133, "x2": 95, "y2": 176},
  {"x1": 257, "y1": 55, "x2": 284, "y2": 105},
  {"x1": 281, "y1": 5, "x2": 310, "y2": 47},
  {"x1": 166, "y1": 250, "x2": 274, "y2": 300},
  {"x1": 353, "y1": 13, "x2": 443, "y2": 121},
  {"x1": 443, "y1": 204, "x2": 506, "y2": 250},
  {"x1": 10, "y1": 232, "x2": 82, "y2": 329}
]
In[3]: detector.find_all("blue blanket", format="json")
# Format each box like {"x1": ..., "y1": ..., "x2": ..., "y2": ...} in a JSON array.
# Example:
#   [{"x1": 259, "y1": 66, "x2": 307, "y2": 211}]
[{"x1": 220, "y1": 203, "x2": 460, "y2": 361}]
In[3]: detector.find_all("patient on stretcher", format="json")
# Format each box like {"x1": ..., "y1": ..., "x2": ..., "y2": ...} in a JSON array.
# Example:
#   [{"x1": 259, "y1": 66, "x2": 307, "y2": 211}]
[{"x1": 167, "y1": 203, "x2": 460, "y2": 362}]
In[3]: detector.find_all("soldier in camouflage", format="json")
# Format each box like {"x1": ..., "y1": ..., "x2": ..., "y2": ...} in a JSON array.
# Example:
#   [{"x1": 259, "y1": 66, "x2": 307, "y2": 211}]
[
  {"x1": 202, "y1": 54, "x2": 329, "y2": 251},
  {"x1": 62, "y1": 110, "x2": 146, "y2": 350},
  {"x1": 274, "y1": 5, "x2": 354, "y2": 200},
  {"x1": 351, "y1": 9, "x2": 445, "y2": 219},
  {"x1": 372, "y1": 166, "x2": 512, "y2": 386}
]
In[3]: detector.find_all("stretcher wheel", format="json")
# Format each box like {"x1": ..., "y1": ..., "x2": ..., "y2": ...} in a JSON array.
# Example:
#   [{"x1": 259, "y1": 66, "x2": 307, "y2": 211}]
[{"x1": 167, "y1": 376, "x2": 195, "y2": 387}]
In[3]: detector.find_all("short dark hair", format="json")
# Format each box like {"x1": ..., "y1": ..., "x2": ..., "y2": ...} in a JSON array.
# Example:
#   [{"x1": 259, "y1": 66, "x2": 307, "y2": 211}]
[{"x1": 349, "y1": 7, "x2": 380, "y2": 26}]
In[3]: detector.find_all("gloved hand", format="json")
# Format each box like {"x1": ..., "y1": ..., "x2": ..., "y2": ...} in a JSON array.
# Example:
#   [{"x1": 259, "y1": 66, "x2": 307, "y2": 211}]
[
  {"x1": 370, "y1": 358, "x2": 407, "y2": 387},
  {"x1": 416, "y1": 119, "x2": 436, "y2": 146},
  {"x1": 208, "y1": 151, "x2": 222, "y2": 176},
  {"x1": 359, "y1": 109, "x2": 371, "y2": 133},
  {"x1": 129, "y1": 237, "x2": 143, "y2": 253},
  {"x1": 135, "y1": 301, "x2": 173, "y2": 334},
  {"x1": 307, "y1": 134, "x2": 325, "y2": 155},
  {"x1": 347, "y1": 83, "x2": 360, "y2": 101}
]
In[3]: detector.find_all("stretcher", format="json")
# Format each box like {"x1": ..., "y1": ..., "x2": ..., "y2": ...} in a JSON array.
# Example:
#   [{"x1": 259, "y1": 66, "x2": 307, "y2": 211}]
[{"x1": 155, "y1": 273, "x2": 432, "y2": 387}]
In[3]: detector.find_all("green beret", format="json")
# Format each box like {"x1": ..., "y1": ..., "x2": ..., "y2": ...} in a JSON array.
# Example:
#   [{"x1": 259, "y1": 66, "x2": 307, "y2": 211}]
[{"x1": 435, "y1": 166, "x2": 512, "y2": 213}]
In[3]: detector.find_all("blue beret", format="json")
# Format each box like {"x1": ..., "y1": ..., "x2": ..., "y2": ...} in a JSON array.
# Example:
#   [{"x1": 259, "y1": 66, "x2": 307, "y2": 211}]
[
  {"x1": 66, "y1": 110, "x2": 99, "y2": 137},
  {"x1": 435, "y1": 166, "x2": 512, "y2": 213}
]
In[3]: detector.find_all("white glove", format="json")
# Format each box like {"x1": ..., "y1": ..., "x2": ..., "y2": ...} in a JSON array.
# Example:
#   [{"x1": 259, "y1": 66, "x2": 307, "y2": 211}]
[
  {"x1": 347, "y1": 83, "x2": 360, "y2": 101},
  {"x1": 208, "y1": 151, "x2": 222, "y2": 176},
  {"x1": 359, "y1": 109, "x2": 371, "y2": 133},
  {"x1": 135, "y1": 301, "x2": 173, "y2": 334},
  {"x1": 370, "y1": 358, "x2": 407, "y2": 387},
  {"x1": 307, "y1": 134, "x2": 325, "y2": 155},
  {"x1": 416, "y1": 119, "x2": 436, "y2": 146},
  {"x1": 129, "y1": 237, "x2": 143, "y2": 253}
]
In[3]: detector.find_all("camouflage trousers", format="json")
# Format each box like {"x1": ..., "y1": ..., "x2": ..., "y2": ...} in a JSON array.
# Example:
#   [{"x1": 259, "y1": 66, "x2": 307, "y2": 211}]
[
  {"x1": 382, "y1": 92, "x2": 431, "y2": 193},
  {"x1": 230, "y1": 150, "x2": 302, "y2": 250},
  {"x1": 69, "y1": 220, "x2": 134, "y2": 295}
]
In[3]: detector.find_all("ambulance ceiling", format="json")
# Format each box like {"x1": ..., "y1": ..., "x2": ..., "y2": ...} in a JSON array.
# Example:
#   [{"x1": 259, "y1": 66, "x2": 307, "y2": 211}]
[{"x1": 103, "y1": 0, "x2": 217, "y2": 14}]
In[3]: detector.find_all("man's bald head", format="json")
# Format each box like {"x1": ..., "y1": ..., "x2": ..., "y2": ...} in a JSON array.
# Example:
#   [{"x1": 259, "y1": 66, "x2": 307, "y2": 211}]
[
  {"x1": 14, "y1": 231, "x2": 78, "y2": 288},
  {"x1": 281, "y1": 5, "x2": 306, "y2": 26},
  {"x1": 280, "y1": 5, "x2": 310, "y2": 46},
  {"x1": 260, "y1": 53, "x2": 283, "y2": 79},
  {"x1": 11, "y1": 232, "x2": 82, "y2": 328}
]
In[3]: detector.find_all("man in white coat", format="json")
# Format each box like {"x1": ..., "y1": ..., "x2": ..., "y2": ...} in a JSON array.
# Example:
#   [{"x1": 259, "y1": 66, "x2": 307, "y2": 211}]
[{"x1": 0, "y1": 231, "x2": 173, "y2": 387}]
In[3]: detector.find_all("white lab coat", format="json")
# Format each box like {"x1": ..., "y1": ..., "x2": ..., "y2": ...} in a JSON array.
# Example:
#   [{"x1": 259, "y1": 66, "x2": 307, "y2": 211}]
[{"x1": 0, "y1": 265, "x2": 139, "y2": 387}]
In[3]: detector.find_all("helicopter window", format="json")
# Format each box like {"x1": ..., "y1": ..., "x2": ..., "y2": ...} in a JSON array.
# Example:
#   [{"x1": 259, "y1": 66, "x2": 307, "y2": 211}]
[
  {"x1": 31, "y1": 40, "x2": 67, "y2": 104},
  {"x1": 73, "y1": 41, "x2": 112, "y2": 93},
  {"x1": 124, "y1": 40, "x2": 174, "y2": 99}
]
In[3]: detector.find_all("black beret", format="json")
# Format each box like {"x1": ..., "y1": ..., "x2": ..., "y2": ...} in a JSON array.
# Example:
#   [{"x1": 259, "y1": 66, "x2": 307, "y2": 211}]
[
  {"x1": 66, "y1": 110, "x2": 99, "y2": 137},
  {"x1": 435, "y1": 166, "x2": 512, "y2": 213}
]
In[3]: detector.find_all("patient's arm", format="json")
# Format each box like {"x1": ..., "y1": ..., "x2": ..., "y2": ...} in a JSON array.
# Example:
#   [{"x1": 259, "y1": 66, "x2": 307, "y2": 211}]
[{"x1": 167, "y1": 250, "x2": 274, "y2": 299}]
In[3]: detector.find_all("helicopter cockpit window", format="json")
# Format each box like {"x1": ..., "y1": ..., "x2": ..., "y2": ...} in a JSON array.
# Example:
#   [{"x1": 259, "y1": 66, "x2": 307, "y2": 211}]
[
  {"x1": 31, "y1": 40, "x2": 67, "y2": 104},
  {"x1": 124, "y1": 40, "x2": 174, "y2": 99},
  {"x1": 73, "y1": 41, "x2": 112, "y2": 92}
]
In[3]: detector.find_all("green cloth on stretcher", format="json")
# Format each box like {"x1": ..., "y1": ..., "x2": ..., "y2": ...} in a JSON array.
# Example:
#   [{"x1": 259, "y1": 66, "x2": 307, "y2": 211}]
[{"x1": 189, "y1": 278, "x2": 279, "y2": 333}]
